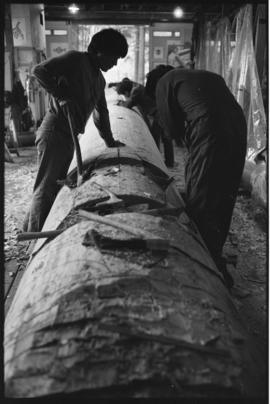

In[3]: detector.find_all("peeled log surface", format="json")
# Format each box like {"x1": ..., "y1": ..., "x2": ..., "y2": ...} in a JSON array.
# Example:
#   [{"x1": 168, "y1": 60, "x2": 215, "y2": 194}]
[
  {"x1": 32, "y1": 106, "x2": 183, "y2": 255},
  {"x1": 69, "y1": 105, "x2": 169, "y2": 175},
  {"x1": 5, "y1": 106, "x2": 264, "y2": 398}
]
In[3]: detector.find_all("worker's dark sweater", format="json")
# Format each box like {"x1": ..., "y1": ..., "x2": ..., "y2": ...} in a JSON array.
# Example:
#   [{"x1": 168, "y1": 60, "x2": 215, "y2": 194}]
[
  {"x1": 33, "y1": 50, "x2": 114, "y2": 144},
  {"x1": 156, "y1": 68, "x2": 247, "y2": 262},
  {"x1": 156, "y1": 68, "x2": 246, "y2": 148}
]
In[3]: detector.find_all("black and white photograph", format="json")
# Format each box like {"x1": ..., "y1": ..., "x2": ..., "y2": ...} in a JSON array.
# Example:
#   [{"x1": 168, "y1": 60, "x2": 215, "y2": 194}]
[
  {"x1": 153, "y1": 45, "x2": 164, "y2": 60},
  {"x1": 3, "y1": 1, "x2": 268, "y2": 401},
  {"x1": 166, "y1": 39, "x2": 192, "y2": 68}
]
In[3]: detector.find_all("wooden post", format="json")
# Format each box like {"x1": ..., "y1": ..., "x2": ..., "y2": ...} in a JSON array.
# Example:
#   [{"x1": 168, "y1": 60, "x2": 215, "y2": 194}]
[
  {"x1": 5, "y1": 3, "x2": 20, "y2": 156},
  {"x1": 254, "y1": 4, "x2": 266, "y2": 85},
  {"x1": 138, "y1": 26, "x2": 145, "y2": 84},
  {"x1": 4, "y1": 4, "x2": 14, "y2": 92},
  {"x1": 134, "y1": 26, "x2": 140, "y2": 83}
]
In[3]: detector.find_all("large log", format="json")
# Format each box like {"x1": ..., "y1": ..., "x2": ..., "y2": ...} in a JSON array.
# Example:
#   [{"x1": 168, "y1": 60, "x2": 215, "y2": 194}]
[{"x1": 5, "y1": 106, "x2": 265, "y2": 398}]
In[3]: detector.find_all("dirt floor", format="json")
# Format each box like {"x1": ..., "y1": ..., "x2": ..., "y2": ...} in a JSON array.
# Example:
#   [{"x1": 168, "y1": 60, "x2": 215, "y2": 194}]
[{"x1": 4, "y1": 144, "x2": 268, "y2": 370}]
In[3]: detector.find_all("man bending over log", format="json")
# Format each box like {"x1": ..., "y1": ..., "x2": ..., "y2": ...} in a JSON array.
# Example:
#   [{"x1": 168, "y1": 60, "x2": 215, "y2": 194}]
[
  {"x1": 111, "y1": 74, "x2": 175, "y2": 167},
  {"x1": 145, "y1": 66, "x2": 247, "y2": 288},
  {"x1": 23, "y1": 29, "x2": 128, "y2": 233}
]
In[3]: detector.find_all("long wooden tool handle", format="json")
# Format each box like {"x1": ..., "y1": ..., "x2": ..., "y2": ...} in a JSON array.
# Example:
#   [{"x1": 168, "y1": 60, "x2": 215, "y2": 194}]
[
  {"x1": 66, "y1": 108, "x2": 83, "y2": 178},
  {"x1": 17, "y1": 230, "x2": 62, "y2": 241}
]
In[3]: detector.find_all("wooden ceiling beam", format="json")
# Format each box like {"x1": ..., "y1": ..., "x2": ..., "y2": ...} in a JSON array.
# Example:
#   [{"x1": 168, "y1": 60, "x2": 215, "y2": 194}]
[
  {"x1": 44, "y1": 3, "x2": 237, "y2": 24},
  {"x1": 44, "y1": 10, "x2": 196, "y2": 24}
]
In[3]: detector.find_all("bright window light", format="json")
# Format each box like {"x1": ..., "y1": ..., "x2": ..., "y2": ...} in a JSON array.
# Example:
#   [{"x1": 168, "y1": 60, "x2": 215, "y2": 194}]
[
  {"x1": 153, "y1": 31, "x2": 172, "y2": 37},
  {"x1": 53, "y1": 30, "x2": 67, "y2": 35},
  {"x1": 173, "y1": 7, "x2": 184, "y2": 18},
  {"x1": 68, "y1": 4, "x2": 80, "y2": 14}
]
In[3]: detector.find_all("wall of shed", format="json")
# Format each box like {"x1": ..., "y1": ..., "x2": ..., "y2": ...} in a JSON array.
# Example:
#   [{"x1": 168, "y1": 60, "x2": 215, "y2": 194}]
[
  {"x1": 8, "y1": 3, "x2": 47, "y2": 125},
  {"x1": 149, "y1": 22, "x2": 193, "y2": 70}
]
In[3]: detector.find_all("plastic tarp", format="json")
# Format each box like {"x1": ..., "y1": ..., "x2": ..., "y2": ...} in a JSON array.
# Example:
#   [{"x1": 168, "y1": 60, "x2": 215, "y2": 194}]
[
  {"x1": 195, "y1": 5, "x2": 266, "y2": 155},
  {"x1": 228, "y1": 5, "x2": 266, "y2": 155},
  {"x1": 196, "y1": 17, "x2": 232, "y2": 82}
]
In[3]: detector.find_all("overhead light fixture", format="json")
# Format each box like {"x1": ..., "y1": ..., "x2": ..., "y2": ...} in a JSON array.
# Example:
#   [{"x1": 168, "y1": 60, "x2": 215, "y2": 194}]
[
  {"x1": 173, "y1": 6, "x2": 184, "y2": 18},
  {"x1": 68, "y1": 4, "x2": 80, "y2": 14}
]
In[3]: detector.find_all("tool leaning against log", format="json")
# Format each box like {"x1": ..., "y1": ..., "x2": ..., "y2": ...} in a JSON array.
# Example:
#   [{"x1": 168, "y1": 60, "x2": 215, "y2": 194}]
[
  {"x1": 17, "y1": 181, "x2": 126, "y2": 242},
  {"x1": 60, "y1": 100, "x2": 87, "y2": 187},
  {"x1": 17, "y1": 209, "x2": 170, "y2": 251},
  {"x1": 66, "y1": 105, "x2": 84, "y2": 186}
]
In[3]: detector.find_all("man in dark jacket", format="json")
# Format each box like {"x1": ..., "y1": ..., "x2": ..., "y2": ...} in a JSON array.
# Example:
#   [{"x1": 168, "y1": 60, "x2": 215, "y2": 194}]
[
  {"x1": 113, "y1": 74, "x2": 175, "y2": 167},
  {"x1": 145, "y1": 67, "x2": 247, "y2": 287},
  {"x1": 23, "y1": 29, "x2": 128, "y2": 232},
  {"x1": 109, "y1": 77, "x2": 151, "y2": 123}
]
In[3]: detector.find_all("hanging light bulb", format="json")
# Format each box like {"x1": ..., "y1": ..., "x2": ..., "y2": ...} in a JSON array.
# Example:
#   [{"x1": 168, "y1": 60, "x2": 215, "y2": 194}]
[
  {"x1": 173, "y1": 6, "x2": 184, "y2": 18},
  {"x1": 68, "y1": 4, "x2": 80, "y2": 14}
]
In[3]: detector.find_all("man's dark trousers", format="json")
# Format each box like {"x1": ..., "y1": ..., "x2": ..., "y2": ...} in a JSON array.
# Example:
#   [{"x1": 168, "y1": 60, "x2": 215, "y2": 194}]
[
  {"x1": 23, "y1": 118, "x2": 74, "y2": 232},
  {"x1": 184, "y1": 113, "x2": 247, "y2": 265}
]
